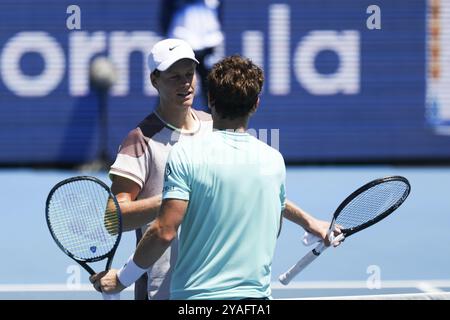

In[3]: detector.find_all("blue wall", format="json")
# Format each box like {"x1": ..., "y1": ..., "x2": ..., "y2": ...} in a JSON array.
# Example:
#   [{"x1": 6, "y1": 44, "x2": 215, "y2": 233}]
[{"x1": 1, "y1": 0, "x2": 449, "y2": 164}]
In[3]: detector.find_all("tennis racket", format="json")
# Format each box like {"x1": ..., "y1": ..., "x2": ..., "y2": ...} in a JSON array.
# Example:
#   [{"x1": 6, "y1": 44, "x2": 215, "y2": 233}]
[
  {"x1": 279, "y1": 175, "x2": 411, "y2": 285},
  {"x1": 46, "y1": 176, "x2": 122, "y2": 300}
]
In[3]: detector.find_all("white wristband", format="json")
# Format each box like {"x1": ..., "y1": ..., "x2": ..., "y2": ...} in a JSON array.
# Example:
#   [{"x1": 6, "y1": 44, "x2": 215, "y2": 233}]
[
  {"x1": 117, "y1": 254, "x2": 147, "y2": 287},
  {"x1": 302, "y1": 231, "x2": 322, "y2": 246}
]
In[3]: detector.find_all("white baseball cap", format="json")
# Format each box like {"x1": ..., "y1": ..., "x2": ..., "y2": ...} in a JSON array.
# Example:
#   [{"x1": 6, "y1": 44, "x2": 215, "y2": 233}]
[{"x1": 148, "y1": 38, "x2": 199, "y2": 73}]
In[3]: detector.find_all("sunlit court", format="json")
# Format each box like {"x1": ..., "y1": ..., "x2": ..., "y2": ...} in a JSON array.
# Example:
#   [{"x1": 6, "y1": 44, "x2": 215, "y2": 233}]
[{"x1": 1, "y1": 0, "x2": 450, "y2": 302}]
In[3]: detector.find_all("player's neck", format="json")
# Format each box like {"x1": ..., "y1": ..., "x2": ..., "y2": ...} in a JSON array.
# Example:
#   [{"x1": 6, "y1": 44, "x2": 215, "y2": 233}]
[
  {"x1": 210, "y1": 103, "x2": 256, "y2": 133},
  {"x1": 212, "y1": 116, "x2": 249, "y2": 132},
  {"x1": 155, "y1": 105, "x2": 198, "y2": 132}
]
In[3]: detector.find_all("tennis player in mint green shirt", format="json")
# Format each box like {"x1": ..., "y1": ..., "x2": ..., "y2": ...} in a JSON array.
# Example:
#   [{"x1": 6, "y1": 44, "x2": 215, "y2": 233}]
[
  {"x1": 92, "y1": 55, "x2": 341, "y2": 300},
  {"x1": 161, "y1": 55, "x2": 285, "y2": 299},
  {"x1": 163, "y1": 127, "x2": 286, "y2": 299}
]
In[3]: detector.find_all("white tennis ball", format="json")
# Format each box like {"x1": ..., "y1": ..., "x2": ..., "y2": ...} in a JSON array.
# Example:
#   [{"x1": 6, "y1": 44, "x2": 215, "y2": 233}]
[{"x1": 90, "y1": 57, "x2": 117, "y2": 90}]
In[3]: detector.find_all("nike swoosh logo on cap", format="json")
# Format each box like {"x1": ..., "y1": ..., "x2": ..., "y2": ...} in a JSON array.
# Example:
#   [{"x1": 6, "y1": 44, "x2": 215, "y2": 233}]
[{"x1": 169, "y1": 45, "x2": 180, "y2": 51}]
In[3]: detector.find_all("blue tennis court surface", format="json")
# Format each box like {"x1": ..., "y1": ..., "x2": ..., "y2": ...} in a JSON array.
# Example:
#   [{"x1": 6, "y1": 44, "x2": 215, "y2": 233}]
[{"x1": 1, "y1": 166, "x2": 449, "y2": 299}]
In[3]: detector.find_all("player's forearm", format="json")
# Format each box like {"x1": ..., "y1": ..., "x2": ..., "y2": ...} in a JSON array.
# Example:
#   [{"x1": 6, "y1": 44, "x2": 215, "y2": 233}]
[
  {"x1": 118, "y1": 195, "x2": 162, "y2": 232},
  {"x1": 116, "y1": 218, "x2": 174, "y2": 288},
  {"x1": 133, "y1": 219, "x2": 175, "y2": 269},
  {"x1": 283, "y1": 199, "x2": 317, "y2": 231},
  {"x1": 116, "y1": 221, "x2": 174, "y2": 288}
]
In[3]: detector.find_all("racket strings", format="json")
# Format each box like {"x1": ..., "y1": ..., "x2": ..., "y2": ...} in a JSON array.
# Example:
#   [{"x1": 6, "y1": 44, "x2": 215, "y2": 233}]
[
  {"x1": 336, "y1": 180, "x2": 408, "y2": 230},
  {"x1": 47, "y1": 180, "x2": 120, "y2": 260}
]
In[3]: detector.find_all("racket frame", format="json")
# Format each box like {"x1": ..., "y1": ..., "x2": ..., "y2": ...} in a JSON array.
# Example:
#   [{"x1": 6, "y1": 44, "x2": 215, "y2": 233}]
[
  {"x1": 45, "y1": 176, "x2": 123, "y2": 275},
  {"x1": 335, "y1": 175, "x2": 410, "y2": 238},
  {"x1": 279, "y1": 175, "x2": 411, "y2": 285}
]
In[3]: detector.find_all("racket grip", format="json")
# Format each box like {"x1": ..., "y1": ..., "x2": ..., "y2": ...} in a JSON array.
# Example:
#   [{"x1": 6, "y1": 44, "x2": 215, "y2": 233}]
[
  {"x1": 102, "y1": 292, "x2": 120, "y2": 300},
  {"x1": 279, "y1": 242, "x2": 327, "y2": 285}
]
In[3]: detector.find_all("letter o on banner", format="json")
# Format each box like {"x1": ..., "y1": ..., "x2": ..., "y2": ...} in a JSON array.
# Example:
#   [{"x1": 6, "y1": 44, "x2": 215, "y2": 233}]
[{"x1": 1, "y1": 32, "x2": 65, "y2": 97}]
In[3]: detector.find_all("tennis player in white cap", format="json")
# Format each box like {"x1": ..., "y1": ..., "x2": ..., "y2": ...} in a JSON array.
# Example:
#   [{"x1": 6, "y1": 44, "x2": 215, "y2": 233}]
[
  {"x1": 98, "y1": 39, "x2": 337, "y2": 300},
  {"x1": 107, "y1": 38, "x2": 213, "y2": 300}
]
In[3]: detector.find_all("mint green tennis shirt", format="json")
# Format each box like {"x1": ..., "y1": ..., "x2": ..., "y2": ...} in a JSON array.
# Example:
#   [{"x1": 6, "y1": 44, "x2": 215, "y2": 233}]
[{"x1": 162, "y1": 130, "x2": 286, "y2": 300}]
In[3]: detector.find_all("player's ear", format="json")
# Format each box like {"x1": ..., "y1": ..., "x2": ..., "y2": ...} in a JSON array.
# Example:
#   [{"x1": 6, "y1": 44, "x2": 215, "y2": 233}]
[
  {"x1": 250, "y1": 97, "x2": 260, "y2": 115},
  {"x1": 150, "y1": 71, "x2": 159, "y2": 90}
]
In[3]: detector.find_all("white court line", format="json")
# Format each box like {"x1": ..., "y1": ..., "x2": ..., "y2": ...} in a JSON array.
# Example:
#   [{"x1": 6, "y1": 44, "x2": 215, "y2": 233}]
[
  {"x1": 271, "y1": 279, "x2": 450, "y2": 290},
  {"x1": 416, "y1": 281, "x2": 445, "y2": 293},
  {"x1": 0, "y1": 284, "x2": 134, "y2": 292},
  {"x1": 2, "y1": 280, "x2": 450, "y2": 292},
  {"x1": 299, "y1": 292, "x2": 450, "y2": 300}
]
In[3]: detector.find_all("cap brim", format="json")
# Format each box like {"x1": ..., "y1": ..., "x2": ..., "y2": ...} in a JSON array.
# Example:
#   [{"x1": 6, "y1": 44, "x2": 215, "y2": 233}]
[{"x1": 157, "y1": 56, "x2": 199, "y2": 72}]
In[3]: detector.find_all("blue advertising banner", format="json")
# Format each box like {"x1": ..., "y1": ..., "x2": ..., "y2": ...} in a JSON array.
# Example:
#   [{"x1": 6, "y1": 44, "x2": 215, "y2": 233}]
[{"x1": 0, "y1": 0, "x2": 449, "y2": 164}]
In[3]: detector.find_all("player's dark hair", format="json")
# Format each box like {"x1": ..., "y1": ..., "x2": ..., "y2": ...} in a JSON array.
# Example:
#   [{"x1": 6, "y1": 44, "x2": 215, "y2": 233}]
[{"x1": 207, "y1": 55, "x2": 264, "y2": 120}]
